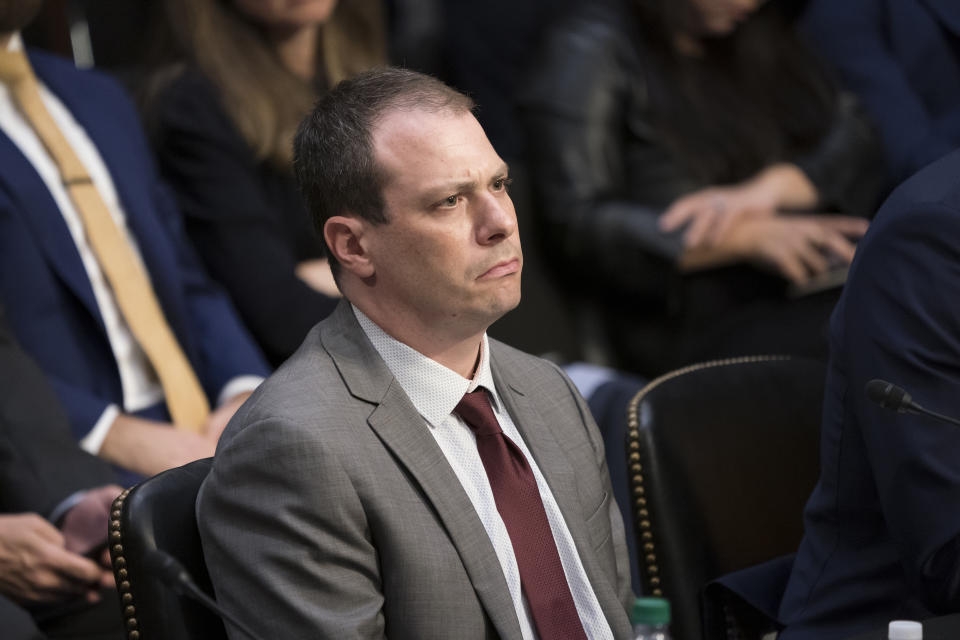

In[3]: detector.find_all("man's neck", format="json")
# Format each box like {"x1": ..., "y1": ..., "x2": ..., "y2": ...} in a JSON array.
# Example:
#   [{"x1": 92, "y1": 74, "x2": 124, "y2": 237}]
[
  {"x1": 353, "y1": 302, "x2": 487, "y2": 379},
  {"x1": 0, "y1": 33, "x2": 15, "y2": 51}
]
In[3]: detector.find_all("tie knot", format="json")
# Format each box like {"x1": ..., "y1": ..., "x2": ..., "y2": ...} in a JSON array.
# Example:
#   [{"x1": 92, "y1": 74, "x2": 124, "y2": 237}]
[
  {"x1": 454, "y1": 389, "x2": 501, "y2": 436},
  {"x1": 0, "y1": 49, "x2": 34, "y2": 86}
]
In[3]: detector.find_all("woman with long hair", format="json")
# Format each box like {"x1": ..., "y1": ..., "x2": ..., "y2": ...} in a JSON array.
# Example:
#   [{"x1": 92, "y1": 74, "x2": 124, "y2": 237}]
[
  {"x1": 142, "y1": 0, "x2": 386, "y2": 366},
  {"x1": 522, "y1": 0, "x2": 887, "y2": 376}
]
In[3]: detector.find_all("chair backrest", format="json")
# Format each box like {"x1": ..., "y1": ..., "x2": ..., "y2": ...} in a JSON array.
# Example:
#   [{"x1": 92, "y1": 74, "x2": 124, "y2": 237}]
[
  {"x1": 109, "y1": 458, "x2": 226, "y2": 640},
  {"x1": 626, "y1": 355, "x2": 825, "y2": 640}
]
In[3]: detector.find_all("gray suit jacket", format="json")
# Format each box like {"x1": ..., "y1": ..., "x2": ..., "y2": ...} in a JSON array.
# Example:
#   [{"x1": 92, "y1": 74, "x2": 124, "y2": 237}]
[{"x1": 198, "y1": 301, "x2": 634, "y2": 639}]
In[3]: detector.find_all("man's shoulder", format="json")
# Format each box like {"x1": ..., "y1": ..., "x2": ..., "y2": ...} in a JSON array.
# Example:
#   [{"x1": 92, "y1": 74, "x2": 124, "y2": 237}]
[
  {"x1": 489, "y1": 338, "x2": 562, "y2": 374},
  {"x1": 878, "y1": 150, "x2": 960, "y2": 224},
  {"x1": 844, "y1": 149, "x2": 960, "y2": 274},
  {"x1": 834, "y1": 150, "x2": 960, "y2": 353},
  {"x1": 220, "y1": 328, "x2": 356, "y2": 434},
  {"x1": 28, "y1": 48, "x2": 146, "y2": 145},
  {"x1": 29, "y1": 49, "x2": 130, "y2": 100},
  {"x1": 488, "y1": 339, "x2": 580, "y2": 400}
]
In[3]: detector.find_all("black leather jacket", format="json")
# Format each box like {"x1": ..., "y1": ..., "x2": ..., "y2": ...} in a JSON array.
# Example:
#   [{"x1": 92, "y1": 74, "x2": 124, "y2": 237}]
[{"x1": 519, "y1": 2, "x2": 886, "y2": 305}]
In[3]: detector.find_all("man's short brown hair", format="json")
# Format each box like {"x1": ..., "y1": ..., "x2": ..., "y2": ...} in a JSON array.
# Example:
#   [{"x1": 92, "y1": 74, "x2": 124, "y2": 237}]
[{"x1": 293, "y1": 67, "x2": 475, "y2": 275}]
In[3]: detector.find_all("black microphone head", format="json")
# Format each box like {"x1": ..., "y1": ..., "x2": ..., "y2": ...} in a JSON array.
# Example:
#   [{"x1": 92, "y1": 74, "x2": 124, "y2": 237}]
[
  {"x1": 143, "y1": 549, "x2": 191, "y2": 593},
  {"x1": 866, "y1": 379, "x2": 912, "y2": 413}
]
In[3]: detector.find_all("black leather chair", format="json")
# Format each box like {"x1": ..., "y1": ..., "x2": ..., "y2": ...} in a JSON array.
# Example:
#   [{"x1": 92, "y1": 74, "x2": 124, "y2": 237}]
[
  {"x1": 625, "y1": 355, "x2": 826, "y2": 640},
  {"x1": 109, "y1": 458, "x2": 226, "y2": 640}
]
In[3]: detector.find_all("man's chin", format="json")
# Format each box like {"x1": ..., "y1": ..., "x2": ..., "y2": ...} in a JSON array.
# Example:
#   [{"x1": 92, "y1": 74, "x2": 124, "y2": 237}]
[{"x1": 485, "y1": 288, "x2": 522, "y2": 324}]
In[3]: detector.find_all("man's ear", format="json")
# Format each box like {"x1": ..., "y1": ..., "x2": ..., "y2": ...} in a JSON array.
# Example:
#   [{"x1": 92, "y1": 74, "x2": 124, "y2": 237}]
[{"x1": 324, "y1": 215, "x2": 376, "y2": 279}]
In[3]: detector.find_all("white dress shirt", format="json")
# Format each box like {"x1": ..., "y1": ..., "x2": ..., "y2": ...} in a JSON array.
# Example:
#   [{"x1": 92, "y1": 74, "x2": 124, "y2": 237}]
[
  {"x1": 354, "y1": 305, "x2": 614, "y2": 640},
  {"x1": 0, "y1": 35, "x2": 260, "y2": 452}
]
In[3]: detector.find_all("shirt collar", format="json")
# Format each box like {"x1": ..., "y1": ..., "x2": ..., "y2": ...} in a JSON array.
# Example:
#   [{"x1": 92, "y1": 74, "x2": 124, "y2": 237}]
[{"x1": 352, "y1": 304, "x2": 502, "y2": 428}]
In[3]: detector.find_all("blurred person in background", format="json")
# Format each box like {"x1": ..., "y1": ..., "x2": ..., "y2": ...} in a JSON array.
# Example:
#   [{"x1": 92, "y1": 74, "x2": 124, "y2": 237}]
[
  {"x1": 800, "y1": 0, "x2": 960, "y2": 184},
  {"x1": 0, "y1": 308, "x2": 123, "y2": 640},
  {"x1": 777, "y1": 150, "x2": 960, "y2": 638},
  {"x1": 0, "y1": 0, "x2": 270, "y2": 484},
  {"x1": 142, "y1": 0, "x2": 387, "y2": 367},
  {"x1": 521, "y1": 0, "x2": 886, "y2": 377}
]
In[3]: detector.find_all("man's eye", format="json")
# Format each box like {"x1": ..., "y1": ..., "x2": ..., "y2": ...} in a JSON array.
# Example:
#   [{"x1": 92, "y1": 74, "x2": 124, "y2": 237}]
[
  {"x1": 492, "y1": 177, "x2": 513, "y2": 191},
  {"x1": 442, "y1": 195, "x2": 459, "y2": 206}
]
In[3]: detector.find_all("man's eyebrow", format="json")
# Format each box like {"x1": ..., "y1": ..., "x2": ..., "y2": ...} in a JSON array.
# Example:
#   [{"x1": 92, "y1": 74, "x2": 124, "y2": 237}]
[
  {"x1": 423, "y1": 163, "x2": 512, "y2": 200},
  {"x1": 451, "y1": 178, "x2": 479, "y2": 193},
  {"x1": 451, "y1": 164, "x2": 512, "y2": 191},
  {"x1": 421, "y1": 179, "x2": 469, "y2": 200}
]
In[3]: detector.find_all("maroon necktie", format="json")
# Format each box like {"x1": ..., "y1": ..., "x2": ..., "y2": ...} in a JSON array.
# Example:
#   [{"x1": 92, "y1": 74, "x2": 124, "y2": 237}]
[{"x1": 455, "y1": 389, "x2": 588, "y2": 640}]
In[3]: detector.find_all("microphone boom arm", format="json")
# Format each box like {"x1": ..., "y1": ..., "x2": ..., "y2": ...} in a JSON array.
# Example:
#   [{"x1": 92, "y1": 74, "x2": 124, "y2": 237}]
[{"x1": 866, "y1": 379, "x2": 960, "y2": 428}]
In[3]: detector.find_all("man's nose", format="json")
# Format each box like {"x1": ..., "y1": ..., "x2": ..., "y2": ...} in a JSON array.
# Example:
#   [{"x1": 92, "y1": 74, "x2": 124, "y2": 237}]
[{"x1": 475, "y1": 192, "x2": 517, "y2": 245}]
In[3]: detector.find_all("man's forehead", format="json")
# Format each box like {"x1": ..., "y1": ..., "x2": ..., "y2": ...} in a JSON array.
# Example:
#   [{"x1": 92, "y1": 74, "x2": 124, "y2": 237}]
[
  {"x1": 372, "y1": 106, "x2": 477, "y2": 150},
  {"x1": 372, "y1": 108, "x2": 501, "y2": 186}
]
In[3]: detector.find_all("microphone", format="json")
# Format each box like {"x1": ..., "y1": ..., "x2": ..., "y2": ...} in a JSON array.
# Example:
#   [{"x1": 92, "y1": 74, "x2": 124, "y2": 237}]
[
  {"x1": 865, "y1": 379, "x2": 960, "y2": 427},
  {"x1": 143, "y1": 549, "x2": 263, "y2": 640}
]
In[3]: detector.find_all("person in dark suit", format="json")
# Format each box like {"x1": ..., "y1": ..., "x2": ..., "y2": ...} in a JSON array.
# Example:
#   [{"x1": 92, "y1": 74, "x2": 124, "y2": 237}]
[
  {"x1": 198, "y1": 68, "x2": 633, "y2": 639},
  {"x1": 140, "y1": 0, "x2": 386, "y2": 366},
  {"x1": 0, "y1": 308, "x2": 123, "y2": 640},
  {"x1": 778, "y1": 149, "x2": 960, "y2": 638},
  {"x1": 800, "y1": 0, "x2": 960, "y2": 183},
  {"x1": 0, "y1": 0, "x2": 270, "y2": 483}
]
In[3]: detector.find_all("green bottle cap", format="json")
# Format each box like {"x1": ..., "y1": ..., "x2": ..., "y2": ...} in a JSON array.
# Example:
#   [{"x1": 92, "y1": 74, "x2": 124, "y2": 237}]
[{"x1": 631, "y1": 597, "x2": 671, "y2": 626}]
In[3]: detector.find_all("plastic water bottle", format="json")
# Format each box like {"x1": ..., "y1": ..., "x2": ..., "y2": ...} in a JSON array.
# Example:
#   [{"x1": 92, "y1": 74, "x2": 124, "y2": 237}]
[
  {"x1": 888, "y1": 620, "x2": 922, "y2": 640},
  {"x1": 631, "y1": 597, "x2": 672, "y2": 640}
]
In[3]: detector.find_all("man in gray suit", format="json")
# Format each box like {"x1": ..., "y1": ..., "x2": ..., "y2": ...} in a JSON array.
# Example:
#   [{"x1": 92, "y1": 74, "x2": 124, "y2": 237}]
[{"x1": 198, "y1": 68, "x2": 634, "y2": 640}]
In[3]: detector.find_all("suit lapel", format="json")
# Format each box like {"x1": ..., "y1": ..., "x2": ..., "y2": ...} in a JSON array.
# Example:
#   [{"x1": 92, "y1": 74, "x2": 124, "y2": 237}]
[
  {"x1": 0, "y1": 131, "x2": 104, "y2": 330},
  {"x1": 367, "y1": 387, "x2": 524, "y2": 640},
  {"x1": 491, "y1": 348, "x2": 630, "y2": 635},
  {"x1": 31, "y1": 53, "x2": 142, "y2": 213},
  {"x1": 491, "y1": 361, "x2": 579, "y2": 511},
  {"x1": 321, "y1": 303, "x2": 524, "y2": 640}
]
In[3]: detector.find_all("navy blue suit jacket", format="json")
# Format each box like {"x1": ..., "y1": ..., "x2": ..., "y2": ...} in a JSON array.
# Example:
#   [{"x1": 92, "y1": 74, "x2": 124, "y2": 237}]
[
  {"x1": 800, "y1": 0, "x2": 960, "y2": 182},
  {"x1": 778, "y1": 149, "x2": 960, "y2": 638},
  {"x1": 0, "y1": 50, "x2": 269, "y2": 442}
]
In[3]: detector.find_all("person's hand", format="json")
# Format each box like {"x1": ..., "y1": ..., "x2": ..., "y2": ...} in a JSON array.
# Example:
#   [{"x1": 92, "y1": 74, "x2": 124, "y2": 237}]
[
  {"x1": 295, "y1": 258, "x2": 341, "y2": 298},
  {"x1": 0, "y1": 514, "x2": 104, "y2": 603},
  {"x1": 659, "y1": 184, "x2": 779, "y2": 248},
  {"x1": 726, "y1": 215, "x2": 869, "y2": 286},
  {"x1": 60, "y1": 485, "x2": 123, "y2": 588},
  {"x1": 660, "y1": 163, "x2": 820, "y2": 248},
  {"x1": 203, "y1": 391, "x2": 252, "y2": 442}
]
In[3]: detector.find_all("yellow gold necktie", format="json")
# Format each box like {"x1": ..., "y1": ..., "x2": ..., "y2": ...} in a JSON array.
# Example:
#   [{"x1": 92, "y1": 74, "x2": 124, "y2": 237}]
[{"x1": 0, "y1": 50, "x2": 209, "y2": 431}]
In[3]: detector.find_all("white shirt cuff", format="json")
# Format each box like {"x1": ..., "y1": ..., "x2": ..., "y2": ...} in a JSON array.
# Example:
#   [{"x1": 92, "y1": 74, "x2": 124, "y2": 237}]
[
  {"x1": 217, "y1": 376, "x2": 264, "y2": 407},
  {"x1": 80, "y1": 404, "x2": 121, "y2": 455}
]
